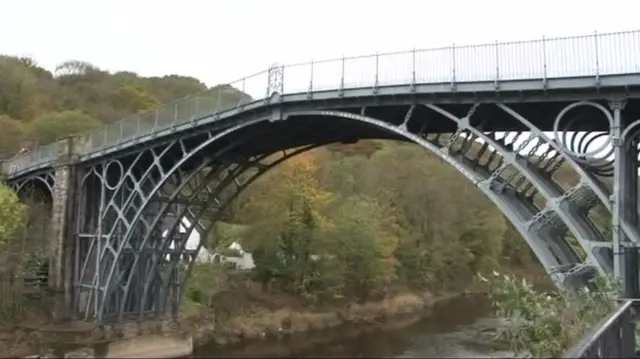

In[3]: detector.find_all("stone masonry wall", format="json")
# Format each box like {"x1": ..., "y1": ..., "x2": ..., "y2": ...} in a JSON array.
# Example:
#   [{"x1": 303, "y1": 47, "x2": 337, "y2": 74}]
[{"x1": 50, "y1": 165, "x2": 71, "y2": 291}]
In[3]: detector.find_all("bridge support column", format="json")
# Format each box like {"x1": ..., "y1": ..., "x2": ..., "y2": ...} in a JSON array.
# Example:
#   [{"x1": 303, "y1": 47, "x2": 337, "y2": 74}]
[
  {"x1": 48, "y1": 137, "x2": 80, "y2": 319},
  {"x1": 611, "y1": 100, "x2": 639, "y2": 298}
]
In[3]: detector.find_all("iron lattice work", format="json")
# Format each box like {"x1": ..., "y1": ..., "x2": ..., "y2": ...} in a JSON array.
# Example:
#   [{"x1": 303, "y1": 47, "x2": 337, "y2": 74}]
[
  {"x1": 7, "y1": 171, "x2": 56, "y2": 198},
  {"x1": 60, "y1": 96, "x2": 638, "y2": 324}
]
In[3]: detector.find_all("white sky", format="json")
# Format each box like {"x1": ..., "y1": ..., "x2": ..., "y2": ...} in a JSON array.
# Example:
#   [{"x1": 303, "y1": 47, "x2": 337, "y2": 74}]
[{"x1": 1, "y1": 0, "x2": 639, "y2": 87}]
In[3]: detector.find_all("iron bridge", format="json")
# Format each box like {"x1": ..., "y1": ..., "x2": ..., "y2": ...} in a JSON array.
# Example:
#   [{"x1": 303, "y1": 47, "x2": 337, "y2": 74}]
[{"x1": 2, "y1": 30, "x2": 640, "y2": 329}]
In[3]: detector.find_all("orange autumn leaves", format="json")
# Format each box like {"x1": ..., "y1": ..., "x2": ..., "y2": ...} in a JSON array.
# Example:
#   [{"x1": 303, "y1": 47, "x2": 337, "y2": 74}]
[{"x1": 242, "y1": 152, "x2": 331, "y2": 226}]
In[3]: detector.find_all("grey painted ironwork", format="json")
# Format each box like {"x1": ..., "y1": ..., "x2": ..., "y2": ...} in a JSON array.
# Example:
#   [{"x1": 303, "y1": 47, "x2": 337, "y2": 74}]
[
  {"x1": 563, "y1": 300, "x2": 638, "y2": 358},
  {"x1": 8, "y1": 171, "x2": 56, "y2": 197},
  {"x1": 57, "y1": 97, "x2": 637, "y2": 323},
  {"x1": 564, "y1": 110, "x2": 640, "y2": 358}
]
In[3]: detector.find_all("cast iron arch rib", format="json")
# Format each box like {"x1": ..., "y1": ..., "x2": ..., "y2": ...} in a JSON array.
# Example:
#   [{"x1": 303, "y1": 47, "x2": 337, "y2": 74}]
[
  {"x1": 422, "y1": 103, "x2": 611, "y2": 275},
  {"x1": 149, "y1": 144, "x2": 327, "y2": 320},
  {"x1": 288, "y1": 109, "x2": 599, "y2": 283},
  {"x1": 81, "y1": 104, "x2": 624, "y2": 323},
  {"x1": 91, "y1": 118, "x2": 344, "y2": 322},
  {"x1": 10, "y1": 171, "x2": 55, "y2": 199}
]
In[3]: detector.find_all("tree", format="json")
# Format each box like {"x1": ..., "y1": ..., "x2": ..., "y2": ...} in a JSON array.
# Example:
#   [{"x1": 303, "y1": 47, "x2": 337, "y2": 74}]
[
  {"x1": 27, "y1": 110, "x2": 102, "y2": 145},
  {"x1": 110, "y1": 84, "x2": 158, "y2": 114},
  {"x1": 0, "y1": 56, "x2": 44, "y2": 120},
  {"x1": 143, "y1": 75, "x2": 208, "y2": 104},
  {"x1": 326, "y1": 195, "x2": 406, "y2": 302},
  {"x1": 0, "y1": 115, "x2": 25, "y2": 157},
  {"x1": 0, "y1": 183, "x2": 25, "y2": 248},
  {"x1": 54, "y1": 60, "x2": 99, "y2": 77},
  {"x1": 240, "y1": 152, "x2": 332, "y2": 295}
]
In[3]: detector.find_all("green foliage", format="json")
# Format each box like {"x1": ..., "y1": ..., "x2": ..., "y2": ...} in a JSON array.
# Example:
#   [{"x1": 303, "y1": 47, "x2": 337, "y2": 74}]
[
  {"x1": 27, "y1": 110, "x2": 102, "y2": 145},
  {"x1": 326, "y1": 195, "x2": 404, "y2": 302},
  {"x1": 480, "y1": 272, "x2": 618, "y2": 357},
  {"x1": 0, "y1": 56, "x2": 43, "y2": 121},
  {"x1": 185, "y1": 263, "x2": 229, "y2": 308},
  {"x1": 0, "y1": 183, "x2": 26, "y2": 247},
  {"x1": 231, "y1": 146, "x2": 536, "y2": 305},
  {"x1": 0, "y1": 115, "x2": 25, "y2": 157},
  {"x1": 0, "y1": 54, "x2": 246, "y2": 156},
  {"x1": 241, "y1": 153, "x2": 330, "y2": 296}
]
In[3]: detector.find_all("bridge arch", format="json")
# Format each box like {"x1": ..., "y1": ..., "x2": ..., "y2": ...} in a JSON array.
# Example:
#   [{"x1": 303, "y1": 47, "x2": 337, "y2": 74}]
[
  {"x1": 9, "y1": 172, "x2": 55, "y2": 200},
  {"x1": 80, "y1": 100, "x2": 622, "y2": 323}
]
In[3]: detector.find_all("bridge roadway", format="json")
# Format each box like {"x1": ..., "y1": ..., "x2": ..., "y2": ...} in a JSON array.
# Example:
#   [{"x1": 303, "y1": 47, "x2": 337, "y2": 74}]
[{"x1": 2, "y1": 29, "x2": 640, "y2": 356}]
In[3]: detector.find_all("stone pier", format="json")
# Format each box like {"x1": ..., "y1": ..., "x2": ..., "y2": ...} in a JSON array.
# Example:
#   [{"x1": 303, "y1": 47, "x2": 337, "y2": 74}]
[{"x1": 48, "y1": 137, "x2": 81, "y2": 319}]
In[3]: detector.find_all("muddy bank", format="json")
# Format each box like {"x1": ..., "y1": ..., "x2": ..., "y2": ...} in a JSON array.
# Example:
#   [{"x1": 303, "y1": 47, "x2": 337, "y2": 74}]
[
  {"x1": 0, "y1": 266, "x2": 550, "y2": 357},
  {"x1": 0, "y1": 292, "x2": 464, "y2": 358},
  {"x1": 193, "y1": 310, "x2": 428, "y2": 358},
  {"x1": 184, "y1": 266, "x2": 551, "y2": 351},
  {"x1": 186, "y1": 289, "x2": 464, "y2": 348},
  {"x1": 192, "y1": 293, "x2": 512, "y2": 358}
]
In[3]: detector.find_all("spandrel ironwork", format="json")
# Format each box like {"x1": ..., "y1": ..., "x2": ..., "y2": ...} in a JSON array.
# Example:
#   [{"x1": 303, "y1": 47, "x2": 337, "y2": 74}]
[{"x1": 26, "y1": 96, "x2": 627, "y2": 324}]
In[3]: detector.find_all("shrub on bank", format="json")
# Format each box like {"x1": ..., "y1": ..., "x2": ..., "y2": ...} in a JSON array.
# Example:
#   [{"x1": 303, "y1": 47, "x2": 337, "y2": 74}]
[
  {"x1": 479, "y1": 272, "x2": 618, "y2": 357},
  {"x1": 0, "y1": 183, "x2": 25, "y2": 248}
]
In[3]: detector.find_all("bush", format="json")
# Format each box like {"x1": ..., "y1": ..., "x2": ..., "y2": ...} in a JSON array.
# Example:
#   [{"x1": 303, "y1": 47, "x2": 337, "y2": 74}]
[
  {"x1": 0, "y1": 184, "x2": 26, "y2": 247},
  {"x1": 479, "y1": 271, "x2": 618, "y2": 357},
  {"x1": 0, "y1": 183, "x2": 28, "y2": 322}
]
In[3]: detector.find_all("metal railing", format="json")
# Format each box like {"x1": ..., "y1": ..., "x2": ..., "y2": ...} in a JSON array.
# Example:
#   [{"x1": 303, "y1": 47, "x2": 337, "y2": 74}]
[
  {"x1": 563, "y1": 299, "x2": 637, "y2": 358},
  {"x1": 2, "y1": 29, "x2": 640, "y2": 177}
]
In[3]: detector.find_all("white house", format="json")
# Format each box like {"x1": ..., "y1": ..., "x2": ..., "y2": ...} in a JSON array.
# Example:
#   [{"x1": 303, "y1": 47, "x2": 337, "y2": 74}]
[{"x1": 161, "y1": 216, "x2": 255, "y2": 270}]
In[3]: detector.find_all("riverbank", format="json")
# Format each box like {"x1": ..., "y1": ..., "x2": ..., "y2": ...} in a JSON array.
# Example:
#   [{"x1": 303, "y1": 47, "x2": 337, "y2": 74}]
[
  {"x1": 185, "y1": 285, "x2": 463, "y2": 348},
  {"x1": 183, "y1": 264, "x2": 551, "y2": 350},
  {"x1": 0, "y1": 290, "x2": 465, "y2": 358},
  {"x1": 0, "y1": 264, "x2": 550, "y2": 357},
  {"x1": 192, "y1": 293, "x2": 511, "y2": 358}
]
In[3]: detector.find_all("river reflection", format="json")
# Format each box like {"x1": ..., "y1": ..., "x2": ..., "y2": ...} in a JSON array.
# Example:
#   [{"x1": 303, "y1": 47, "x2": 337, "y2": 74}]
[{"x1": 193, "y1": 294, "x2": 513, "y2": 358}]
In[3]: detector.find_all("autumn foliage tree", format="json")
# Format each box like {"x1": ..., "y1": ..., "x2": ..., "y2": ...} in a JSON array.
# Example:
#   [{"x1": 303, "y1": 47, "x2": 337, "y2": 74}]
[
  {"x1": 0, "y1": 115, "x2": 25, "y2": 158},
  {"x1": 240, "y1": 152, "x2": 332, "y2": 296},
  {"x1": 0, "y1": 55, "x2": 216, "y2": 157}
]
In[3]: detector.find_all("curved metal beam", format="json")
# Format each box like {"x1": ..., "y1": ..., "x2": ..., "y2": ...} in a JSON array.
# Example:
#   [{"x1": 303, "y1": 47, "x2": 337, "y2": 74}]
[
  {"x1": 423, "y1": 104, "x2": 607, "y2": 275},
  {"x1": 150, "y1": 144, "x2": 326, "y2": 319},
  {"x1": 98, "y1": 120, "x2": 329, "y2": 321},
  {"x1": 94, "y1": 119, "x2": 264, "y2": 321},
  {"x1": 11, "y1": 171, "x2": 55, "y2": 199},
  {"x1": 499, "y1": 102, "x2": 640, "y2": 254},
  {"x1": 86, "y1": 104, "x2": 628, "y2": 322}
]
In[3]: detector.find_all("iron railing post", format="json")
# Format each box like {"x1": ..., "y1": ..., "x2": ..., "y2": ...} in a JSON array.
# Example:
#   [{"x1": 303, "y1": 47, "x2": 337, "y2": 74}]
[
  {"x1": 542, "y1": 35, "x2": 548, "y2": 88},
  {"x1": 308, "y1": 60, "x2": 314, "y2": 95},
  {"x1": 450, "y1": 43, "x2": 457, "y2": 90},
  {"x1": 340, "y1": 56, "x2": 345, "y2": 94},
  {"x1": 411, "y1": 47, "x2": 416, "y2": 90}
]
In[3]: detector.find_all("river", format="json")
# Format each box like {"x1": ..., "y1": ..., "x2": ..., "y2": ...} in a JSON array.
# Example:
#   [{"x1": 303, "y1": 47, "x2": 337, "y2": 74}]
[{"x1": 192, "y1": 294, "x2": 514, "y2": 358}]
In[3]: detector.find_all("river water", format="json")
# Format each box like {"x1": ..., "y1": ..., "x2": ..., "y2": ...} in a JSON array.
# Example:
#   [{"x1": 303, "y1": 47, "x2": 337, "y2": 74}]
[{"x1": 192, "y1": 294, "x2": 514, "y2": 358}]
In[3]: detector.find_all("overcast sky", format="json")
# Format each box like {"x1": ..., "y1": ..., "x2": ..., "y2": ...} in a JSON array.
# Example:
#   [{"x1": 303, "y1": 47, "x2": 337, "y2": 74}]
[{"x1": 1, "y1": 0, "x2": 639, "y2": 87}]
